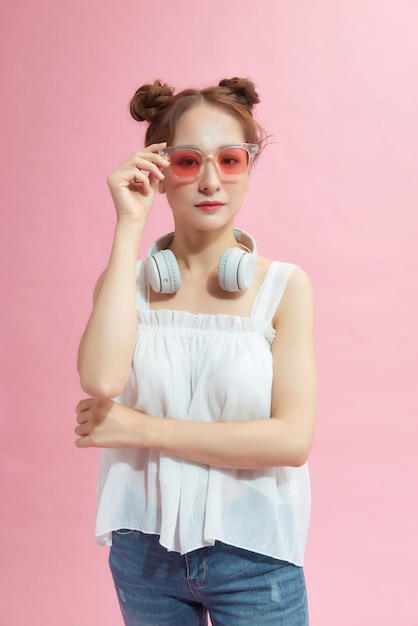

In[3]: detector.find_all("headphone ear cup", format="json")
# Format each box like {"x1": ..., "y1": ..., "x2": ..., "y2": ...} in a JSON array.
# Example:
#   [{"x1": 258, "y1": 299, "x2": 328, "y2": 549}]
[
  {"x1": 218, "y1": 247, "x2": 257, "y2": 292},
  {"x1": 218, "y1": 248, "x2": 245, "y2": 292},
  {"x1": 146, "y1": 250, "x2": 181, "y2": 294},
  {"x1": 236, "y1": 250, "x2": 257, "y2": 290}
]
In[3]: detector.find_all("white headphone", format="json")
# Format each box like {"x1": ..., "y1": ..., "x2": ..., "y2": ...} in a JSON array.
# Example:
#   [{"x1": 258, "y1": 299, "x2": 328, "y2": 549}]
[{"x1": 146, "y1": 229, "x2": 258, "y2": 293}]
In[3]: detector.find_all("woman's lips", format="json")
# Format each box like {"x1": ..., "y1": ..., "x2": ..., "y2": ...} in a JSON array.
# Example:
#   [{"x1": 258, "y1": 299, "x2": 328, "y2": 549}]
[{"x1": 194, "y1": 201, "x2": 225, "y2": 212}]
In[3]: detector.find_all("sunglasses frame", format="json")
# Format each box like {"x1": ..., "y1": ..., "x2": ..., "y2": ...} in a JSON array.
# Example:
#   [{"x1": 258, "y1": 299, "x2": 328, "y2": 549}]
[{"x1": 158, "y1": 143, "x2": 260, "y2": 181}]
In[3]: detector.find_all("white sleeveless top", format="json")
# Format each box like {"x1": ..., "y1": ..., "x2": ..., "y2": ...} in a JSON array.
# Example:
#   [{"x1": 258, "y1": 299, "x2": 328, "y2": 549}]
[{"x1": 96, "y1": 260, "x2": 311, "y2": 566}]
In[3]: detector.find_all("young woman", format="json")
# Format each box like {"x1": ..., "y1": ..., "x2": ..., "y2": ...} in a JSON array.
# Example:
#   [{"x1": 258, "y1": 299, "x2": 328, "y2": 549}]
[{"x1": 75, "y1": 77, "x2": 317, "y2": 626}]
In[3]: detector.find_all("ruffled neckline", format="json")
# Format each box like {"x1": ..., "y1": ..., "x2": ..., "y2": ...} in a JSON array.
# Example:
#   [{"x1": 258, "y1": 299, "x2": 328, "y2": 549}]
[{"x1": 137, "y1": 309, "x2": 275, "y2": 343}]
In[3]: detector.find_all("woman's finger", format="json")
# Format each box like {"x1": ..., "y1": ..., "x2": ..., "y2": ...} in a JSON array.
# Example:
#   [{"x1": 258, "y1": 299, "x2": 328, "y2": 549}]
[{"x1": 75, "y1": 398, "x2": 94, "y2": 415}]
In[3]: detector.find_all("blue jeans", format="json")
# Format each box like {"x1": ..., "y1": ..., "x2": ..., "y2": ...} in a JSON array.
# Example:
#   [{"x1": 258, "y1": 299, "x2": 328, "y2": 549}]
[{"x1": 109, "y1": 531, "x2": 308, "y2": 626}]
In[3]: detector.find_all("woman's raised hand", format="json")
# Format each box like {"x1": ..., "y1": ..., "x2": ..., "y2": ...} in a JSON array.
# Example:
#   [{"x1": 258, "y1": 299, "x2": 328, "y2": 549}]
[{"x1": 107, "y1": 143, "x2": 169, "y2": 224}]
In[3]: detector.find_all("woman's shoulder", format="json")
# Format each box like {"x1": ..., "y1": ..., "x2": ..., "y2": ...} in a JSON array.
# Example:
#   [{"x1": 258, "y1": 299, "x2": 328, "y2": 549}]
[
  {"x1": 257, "y1": 255, "x2": 311, "y2": 285},
  {"x1": 270, "y1": 263, "x2": 314, "y2": 328}
]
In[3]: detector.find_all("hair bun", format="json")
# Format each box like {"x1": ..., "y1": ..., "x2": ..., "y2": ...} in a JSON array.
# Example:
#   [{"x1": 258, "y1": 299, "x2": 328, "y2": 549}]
[
  {"x1": 218, "y1": 77, "x2": 260, "y2": 110},
  {"x1": 130, "y1": 80, "x2": 174, "y2": 123}
]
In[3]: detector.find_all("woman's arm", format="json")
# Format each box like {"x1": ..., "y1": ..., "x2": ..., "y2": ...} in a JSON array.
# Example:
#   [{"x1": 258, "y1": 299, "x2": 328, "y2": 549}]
[
  {"x1": 77, "y1": 221, "x2": 144, "y2": 398},
  {"x1": 75, "y1": 268, "x2": 317, "y2": 469},
  {"x1": 77, "y1": 145, "x2": 169, "y2": 398}
]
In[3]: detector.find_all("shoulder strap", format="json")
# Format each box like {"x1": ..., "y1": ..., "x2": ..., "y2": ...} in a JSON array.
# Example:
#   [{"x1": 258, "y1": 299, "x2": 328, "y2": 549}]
[
  {"x1": 251, "y1": 261, "x2": 297, "y2": 323},
  {"x1": 135, "y1": 260, "x2": 150, "y2": 312}
]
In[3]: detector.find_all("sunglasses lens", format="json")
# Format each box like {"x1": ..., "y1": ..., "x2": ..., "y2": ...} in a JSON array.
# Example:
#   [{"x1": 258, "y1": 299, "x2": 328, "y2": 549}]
[
  {"x1": 169, "y1": 150, "x2": 202, "y2": 178},
  {"x1": 217, "y1": 148, "x2": 249, "y2": 175}
]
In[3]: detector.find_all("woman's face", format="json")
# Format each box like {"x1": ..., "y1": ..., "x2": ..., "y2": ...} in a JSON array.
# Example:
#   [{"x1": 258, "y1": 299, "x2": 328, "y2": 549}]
[{"x1": 160, "y1": 103, "x2": 250, "y2": 233}]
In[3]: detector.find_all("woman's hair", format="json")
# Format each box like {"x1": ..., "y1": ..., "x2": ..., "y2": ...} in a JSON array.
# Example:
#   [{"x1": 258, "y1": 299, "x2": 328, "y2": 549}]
[{"x1": 129, "y1": 77, "x2": 267, "y2": 150}]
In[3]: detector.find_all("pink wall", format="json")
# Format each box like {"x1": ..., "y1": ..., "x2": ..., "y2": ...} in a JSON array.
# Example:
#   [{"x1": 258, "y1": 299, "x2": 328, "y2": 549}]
[{"x1": 1, "y1": 1, "x2": 417, "y2": 624}]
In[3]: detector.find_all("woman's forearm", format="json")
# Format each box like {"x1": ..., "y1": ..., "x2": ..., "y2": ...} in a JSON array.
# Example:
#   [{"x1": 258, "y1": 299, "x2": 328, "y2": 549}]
[
  {"x1": 141, "y1": 411, "x2": 314, "y2": 469},
  {"x1": 77, "y1": 220, "x2": 145, "y2": 397},
  {"x1": 75, "y1": 394, "x2": 316, "y2": 468}
]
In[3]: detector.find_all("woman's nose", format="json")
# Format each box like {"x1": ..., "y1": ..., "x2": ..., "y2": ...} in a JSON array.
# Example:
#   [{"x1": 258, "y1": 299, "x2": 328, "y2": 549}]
[{"x1": 198, "y1": 157, "x2": 221, "y2": 193}]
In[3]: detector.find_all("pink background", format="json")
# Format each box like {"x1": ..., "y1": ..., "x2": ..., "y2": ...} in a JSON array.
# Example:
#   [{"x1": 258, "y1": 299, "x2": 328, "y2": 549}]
[{"x1": 1, "y1": 1, "x2": 417, "y2": 624}]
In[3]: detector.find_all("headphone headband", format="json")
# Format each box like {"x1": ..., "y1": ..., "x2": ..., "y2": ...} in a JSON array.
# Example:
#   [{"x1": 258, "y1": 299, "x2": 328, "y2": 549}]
[{"x1": 148, "y1": 229, "x2": 257, "y2": 256}]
